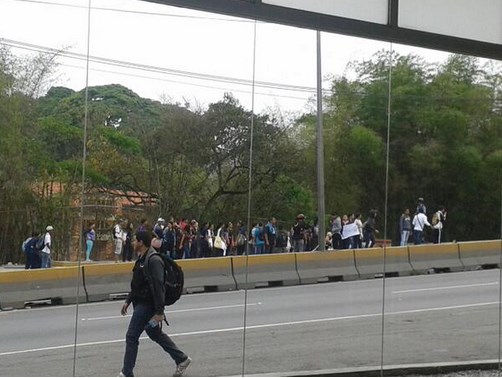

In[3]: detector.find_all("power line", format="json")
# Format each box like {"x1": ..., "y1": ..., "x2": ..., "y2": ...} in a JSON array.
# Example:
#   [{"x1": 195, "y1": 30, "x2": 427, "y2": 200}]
[
  {"x1": 1, "y1": 38, "x2": 320, "y2": 94},
  {"x1": 6, "y1": 0, "x2": 254, "y2": 23},
  {"x1": 60, "y1": 62, "x2": 314, "y2": 102}
]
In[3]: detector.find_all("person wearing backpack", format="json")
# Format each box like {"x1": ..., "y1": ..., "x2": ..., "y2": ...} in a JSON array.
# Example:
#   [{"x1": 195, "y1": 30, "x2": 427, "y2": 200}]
[
  {"x1": 119, "y1": 231, "x2": 191, "y2": 377},
  {"x1": 432, "y1": 205, "x2": 447, "y2": 244},
  {"x1": 264, "y1": 217, "x2": 277, "y2": 254},
  {"x1": 23, "y1": 232, "x2": 40, "y2": 269}
]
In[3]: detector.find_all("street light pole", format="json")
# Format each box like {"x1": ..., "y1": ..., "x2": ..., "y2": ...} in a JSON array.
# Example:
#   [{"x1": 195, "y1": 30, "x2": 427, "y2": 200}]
[{"x1": 316, "y1": 30, "x2": 326, "y2": 251}]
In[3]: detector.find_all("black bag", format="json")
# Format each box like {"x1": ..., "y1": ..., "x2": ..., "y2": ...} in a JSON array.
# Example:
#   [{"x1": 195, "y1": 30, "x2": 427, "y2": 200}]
[
  {"x1": 145, "y1": 252, "x2": 184, "y2": 306},
  {"x1": 35, "y1": 237, "x2": 45, "y2": 251}
]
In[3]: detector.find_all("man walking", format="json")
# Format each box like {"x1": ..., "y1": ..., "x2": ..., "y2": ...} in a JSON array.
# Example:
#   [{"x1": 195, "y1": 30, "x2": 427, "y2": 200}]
[{"x1": 119, "y1": 231, "x2": 191, "y2": 377}]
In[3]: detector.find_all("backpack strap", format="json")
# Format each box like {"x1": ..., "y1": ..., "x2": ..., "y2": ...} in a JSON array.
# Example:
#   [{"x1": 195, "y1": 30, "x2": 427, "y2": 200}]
[{"x1": 143, "y1": 250, "x2": 166, "y2": 313}]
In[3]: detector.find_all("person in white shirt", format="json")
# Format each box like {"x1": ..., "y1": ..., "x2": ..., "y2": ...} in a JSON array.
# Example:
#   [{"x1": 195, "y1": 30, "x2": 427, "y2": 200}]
[
  {"x1": 114, "y1": 221, "x2": 124, "y2": 262},
  {"x1": 41, "y1": 225, "x2": 53, "y2": 268},
  {"x1": 412, "y1": 209, "x2": 431, "y2": 245},
  {"x1": 432, "y1": 206, "x2": 447, "y2": 244}
]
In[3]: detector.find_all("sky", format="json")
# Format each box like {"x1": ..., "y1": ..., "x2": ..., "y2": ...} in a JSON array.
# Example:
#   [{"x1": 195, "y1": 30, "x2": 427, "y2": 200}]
[{"x1": 0, "y1": 0, "x2": 460, "y2": 114}]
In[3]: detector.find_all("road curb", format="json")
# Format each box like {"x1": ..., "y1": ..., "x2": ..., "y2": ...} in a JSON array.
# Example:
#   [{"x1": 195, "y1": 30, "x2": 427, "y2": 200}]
[{"x1": 246, "y1": 360, "x2": 501, "y2": 376}]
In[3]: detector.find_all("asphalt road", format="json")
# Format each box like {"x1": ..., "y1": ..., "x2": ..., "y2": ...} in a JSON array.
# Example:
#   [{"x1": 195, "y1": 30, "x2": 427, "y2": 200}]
[{"x1": 1, "y1": 269, "x2": 502, "y2": 376}]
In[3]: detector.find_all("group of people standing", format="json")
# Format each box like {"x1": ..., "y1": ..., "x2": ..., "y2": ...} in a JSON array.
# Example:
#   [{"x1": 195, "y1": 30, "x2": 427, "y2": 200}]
[
  {"x1": 22, "y1": 225, "x2": 54, "y2": 269},
  {"x1": 399, "y1": 198, "x2": 447, "y2": 245},
  {"x1": 324, "y1": 210, "x2": 379, "y2": 251},
  {"x1": 83, "y1": 198, "x2": 449, "y2": 265},
  {"x1": 148, "y1": 217, "x2": 249, "y2": 259}
]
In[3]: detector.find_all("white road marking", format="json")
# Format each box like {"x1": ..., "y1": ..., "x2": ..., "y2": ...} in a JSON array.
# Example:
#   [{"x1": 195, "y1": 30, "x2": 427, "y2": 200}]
[
  {"x1": 80, "y1": 302, "x2": 262, "y2": 321},
  {"x1": 1, "y1": 301, "x2": 498, "y2": 357},
  {"x1": 392, "y1": 282, "x2": 499, "y2": 294}
]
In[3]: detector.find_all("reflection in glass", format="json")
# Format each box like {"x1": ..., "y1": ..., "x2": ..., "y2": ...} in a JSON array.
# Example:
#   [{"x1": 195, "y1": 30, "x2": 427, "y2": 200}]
[
  {"x1": 2, "y1": 0, "x2": 501, "y2": 376},
  {"x1": 238, "y1": 22, "x2": 392, "y2": 374},
  {"x1": 382, "y1": 45, "x2": 502, "y2": 373},
  {"x1": 0, "y1": 0, "x2": 89, "y2": 375}
]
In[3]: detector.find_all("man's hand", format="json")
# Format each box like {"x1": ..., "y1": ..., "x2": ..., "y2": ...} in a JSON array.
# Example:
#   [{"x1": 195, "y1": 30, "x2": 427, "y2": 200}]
[
  {"x1": 121, "y1": 302, "x2": 130, "y2": 316},
  {"x1": 151, "y1": 313, "x2": 165, "y2": 323}
]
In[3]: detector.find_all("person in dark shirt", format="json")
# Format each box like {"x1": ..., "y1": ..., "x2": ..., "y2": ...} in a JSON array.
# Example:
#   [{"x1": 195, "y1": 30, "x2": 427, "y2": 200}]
[
  {"x1": 291, "y1": 214, "x2": 307, "y2": 252},
  {"x1": 363, "y1": 209, "x2": 379, "y2": 248},
  {"x1": 119, "y1": 231, "x2": 191, "y2": 377}
]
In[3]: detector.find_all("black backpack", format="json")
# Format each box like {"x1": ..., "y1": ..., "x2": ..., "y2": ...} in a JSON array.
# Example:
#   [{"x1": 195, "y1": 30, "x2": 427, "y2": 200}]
[
  {"x1": 35, "y1": 236, "x2": 45, "y2": 251},
  {"x1": 144, "y1": 252, "x2": 184, "y2": 306},
  {"x1": 276, "y1": 232, "x2": 288, "y2": 248}
]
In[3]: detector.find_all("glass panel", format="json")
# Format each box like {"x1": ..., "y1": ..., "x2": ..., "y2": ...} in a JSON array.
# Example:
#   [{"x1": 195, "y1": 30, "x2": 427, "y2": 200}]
[
  {"x1": 240, "y1": 22, "x2": 392, "y2": 375},
  {"x1": 263, "y1": 0, "x2": 389, "y2": 24},
  {"x1": 0, "y1": 0, "x2": 89, "y2": 375},
  {"x1": 382, "y1": 43, "x2": 502, "y2": 374},
  {"x1": 399, "y1": 0, "x2": 502, "y2": 44},
  {"x1": 73, "y1": 1, "x2": 255, "y2": 376}
]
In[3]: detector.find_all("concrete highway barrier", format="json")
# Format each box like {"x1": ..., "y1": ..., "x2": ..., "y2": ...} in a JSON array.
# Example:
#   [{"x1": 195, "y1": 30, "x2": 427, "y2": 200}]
[
  {"x1": 296, "y1": 250, "x2": 359, "y2": 283},
  {"x1": 355, "y1": 246, "x2": 414, "y2": 278},
  {"x1": 1, "y1": 240, "x2": 500, "y2": 310},
  {"x1": 232, "y1": 254, "x2": 300, "y2": 289},
  {"x1": 179, "y1": 257, "x2": 236, "y2": 292},
  {"x1": 0, "y1": 267, "x2": 85, "y2": 310},
  {"x1": 408, "y1": 243, "x2": 464, "y2": 273},
  {"x1": 82, "y1": 263, "x2": 132, "y2": 302},
  {"x1": 458, "y1": 240, "x2": 502, "y2": 269}
]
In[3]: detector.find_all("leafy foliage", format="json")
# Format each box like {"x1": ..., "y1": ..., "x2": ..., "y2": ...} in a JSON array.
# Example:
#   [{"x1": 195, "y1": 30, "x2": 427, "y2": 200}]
[{"x1": 0, "y1": 45, "x2": 501, "y2": 264}]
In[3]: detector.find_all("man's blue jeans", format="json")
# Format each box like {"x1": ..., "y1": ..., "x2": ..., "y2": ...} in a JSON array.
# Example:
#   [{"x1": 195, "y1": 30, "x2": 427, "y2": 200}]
[
  {"x1": 413, "y1": 230, "x2": 423, "y2": 245},
  {"x1": 254, "y1": 244, "x2": 265, "y2": 254},
  {"x1": 122, "y1": 302, "x2": 187, "y2": 377},
  {"x1": 40, "y1": 252, "x2": 50, "y2": 268}
]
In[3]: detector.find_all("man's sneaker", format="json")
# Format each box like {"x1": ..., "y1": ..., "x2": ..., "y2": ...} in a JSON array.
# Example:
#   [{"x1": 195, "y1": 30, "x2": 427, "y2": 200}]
[
  {"x1": 118, "y1": 372, "x2": 126, "y2": 377},
  {"x1": 173, "y1": 356, "x2": 192, "y2": 377}
]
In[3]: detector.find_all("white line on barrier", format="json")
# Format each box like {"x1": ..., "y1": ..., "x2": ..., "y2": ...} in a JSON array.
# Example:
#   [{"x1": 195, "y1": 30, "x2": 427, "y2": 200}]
[
  {"x1": 393, "y1": 282, "x2": 498, "y2": 294},
  {"x1": 0, "y1": 301, "x2": 498, "y2": 357},
  {"x1": 81, "y1": 302, "x2": 262, "y2": 321}
]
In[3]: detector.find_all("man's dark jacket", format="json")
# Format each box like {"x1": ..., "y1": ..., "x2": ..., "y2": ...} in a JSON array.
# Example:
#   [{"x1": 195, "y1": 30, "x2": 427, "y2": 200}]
[{"x1": 126, "y1": 247, "x2": 165, "y2": 315}]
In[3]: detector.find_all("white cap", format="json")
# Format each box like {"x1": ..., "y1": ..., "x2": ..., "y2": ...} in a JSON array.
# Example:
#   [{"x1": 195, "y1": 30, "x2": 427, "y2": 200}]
[
  {"x1": 46, "y1": 225, "x2": 54, "y2": 231},
  {"x1": 157, "y1": 217, "x2": 165, "y2": 222}
]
